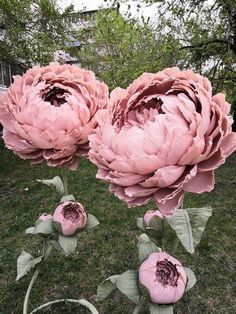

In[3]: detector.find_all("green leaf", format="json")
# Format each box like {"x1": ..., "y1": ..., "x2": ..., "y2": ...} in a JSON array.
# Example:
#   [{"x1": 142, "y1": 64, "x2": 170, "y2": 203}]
[
  {"x1": 97, "y1": 275, "x2": 120, "y2": 299},
  {"x1": 137, "y1": 233, "x2": 161, "y2": 263},
  {"x1": 58, "y1": 234, "x2": 78, "y2": 256},
  {"x1": 137, "y1": 218, "x2": 145, "y2": 231},
  {"x1": 184, "y1": 267, "x2": 197, "y2": 292},
  {"x1": 166, "y1": 207, "x2": 212, "y2": 254},
  {"x1": 145, "y1": 227, "x2": 163, "y2": 240},
  {"x1": 25, "y1": 227, "x2": 36, "y2": 234},
  {"x1": 165, "y1": 209, "x2": 194, "y2": 254},
  {"x1": 149, "y1": 303, "x2": 173, "y2": 314},
  {"x1": 186, "y1": 207, "x2": 212, "y2": 249},
  {"x1": 116, "y1": 270, "x2": 140, "y2": 305},
  {"x1": 36, "y1": 176, "x2": 64, "y2": 194},
  {"x1": 60, "y1": 194, "x2": 76, "y2": 202},
  {"x1": 149, "y1": 216, "x2": 163, "y2": 230},
  {"x1": 16, "y1": 251, "x2": 42, "y2": 281},
  {"x1": 137, "y1": 233, "x2": 152, "y2": 246},
  {"x1": 35, "y1": 219, "x2": 53, "y2": 235},
  {"x1": 85, "y1": 214, "x2": 100, "y2": 230}
]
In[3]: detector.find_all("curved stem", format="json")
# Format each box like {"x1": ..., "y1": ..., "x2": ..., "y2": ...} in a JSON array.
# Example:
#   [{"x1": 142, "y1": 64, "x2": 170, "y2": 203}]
[
  {"x1": 23, "y1": 270, "x2": 39, "y2": 314},
  {"x1": 23, "y1": 244, "x2": 53, "y2": 314},
  {"x1": 133, "y1": 296, "x2": 145, "y2": 314},
  {"x1": 29, "y1": 299, "x2": 99, "y2": 314},
  {"x1": 62, "y1": 168, "x2": 68, "y2": 195}
]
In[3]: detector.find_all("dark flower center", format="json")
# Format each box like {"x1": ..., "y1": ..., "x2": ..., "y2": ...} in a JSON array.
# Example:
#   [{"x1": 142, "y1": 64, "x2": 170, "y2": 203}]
[
  {"x1": 140, "y1": 98, "x2": 164, "y2": 114},
  {"x1": 62, "y1": 203, "x2": 82, "y2": 223},
  {"x1": 155, "y1": 259, "x2": 179, "y2": 287},
  {"x1": 44, "y1": 87, "x2": 67, "y2": 107},
  {"x1": 112, "y1": 97, "x2": 164, "y2": 129}
]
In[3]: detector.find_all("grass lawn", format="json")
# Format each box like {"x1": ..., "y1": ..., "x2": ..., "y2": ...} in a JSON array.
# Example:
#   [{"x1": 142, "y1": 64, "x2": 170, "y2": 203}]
[{"x1": 0, "y1": 139, "x2": 235, "y2": 314}]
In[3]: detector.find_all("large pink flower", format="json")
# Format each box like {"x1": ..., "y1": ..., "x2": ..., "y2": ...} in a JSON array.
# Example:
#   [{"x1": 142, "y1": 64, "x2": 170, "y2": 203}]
[
  {"x1": 89, "y1": 67, "x2": 236, "y2": 215},
  {"x1": 139, "y1": 252, "x2": 187, "y2": 304},
  {"x1": 0, "y1": 63, "x2": 108, "y2": 170}
]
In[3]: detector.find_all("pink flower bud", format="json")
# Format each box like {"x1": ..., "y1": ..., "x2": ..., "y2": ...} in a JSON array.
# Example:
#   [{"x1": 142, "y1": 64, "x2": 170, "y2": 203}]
[
  {"x1": 39, "y1": 213, "x2": 53, "y2": 222},
  {"x1": 143, "y1": 210, "x2": 163, "y2": 226},
  {"x1": 52, "y1": 201, "x2": 87, "y2": 236},
  {"x1": 139, "y1": 252, "x2": 187, "y2": 304}
]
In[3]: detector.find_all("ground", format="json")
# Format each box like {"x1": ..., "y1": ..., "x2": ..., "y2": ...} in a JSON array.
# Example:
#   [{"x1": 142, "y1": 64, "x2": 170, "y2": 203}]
[{"x1": 0, "y1": 140, "x2": 235, "y2": 314}]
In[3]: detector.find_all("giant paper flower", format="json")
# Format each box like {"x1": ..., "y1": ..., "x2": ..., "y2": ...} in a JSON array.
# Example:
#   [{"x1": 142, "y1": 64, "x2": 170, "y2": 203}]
[
  {"x1": 89, "y1": 67, "x2": 236, "y2": 215},
  {"x1": 0, "y1": 63, "x2": 108, "y2": 170}
]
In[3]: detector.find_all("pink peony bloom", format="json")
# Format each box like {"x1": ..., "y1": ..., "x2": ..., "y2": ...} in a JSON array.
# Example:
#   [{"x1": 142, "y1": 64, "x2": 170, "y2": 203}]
[
  {"x1": 139, "y1": 252, "x2": 187, "y2": 304},
  {"x1": 0, "y1": 63, "x2": 108, "y2": 170},
  {"x1": 52, "y1": 201, "x2": 87, "y2": 236},
  {"x1": 39, "y1": 213, "x2": 53, "y2": 222},
  {"x1": 89, "y1": 67, "x2": 236, "y2": 215},
  {"x1": 144, "y1": 210, "x2": 163, "y2": 226}
]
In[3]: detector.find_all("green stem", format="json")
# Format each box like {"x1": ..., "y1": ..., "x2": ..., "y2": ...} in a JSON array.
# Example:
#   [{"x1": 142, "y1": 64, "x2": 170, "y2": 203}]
[
  {"x1": 161, "y1": 219, "x2": 165, "y2": 251},
  {"x1": 23, "y1": 244, "x2": 53, "y2": 314},
  {"x1": 133, "y1": 296, "x2": 145, "y2": 314},
  {"x1": 29, "y1": 299, "x2": 99, "y2": 314},
  {"x1": 172, "y1": 237, "x2": 180, "y2": 253},
  {"x1": 23, "y1": 270, "x2": 39, "y2": 314},
  {"x1": 62, "y1": 168, "x2": 69, "y2": 195},
  {"x1": 172, "y1": 200, "x2": 184, "y2": 253}
]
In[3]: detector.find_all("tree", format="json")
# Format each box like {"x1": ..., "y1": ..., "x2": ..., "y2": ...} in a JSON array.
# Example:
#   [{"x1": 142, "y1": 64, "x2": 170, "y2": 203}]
[
  {"x1": 145, "y1": 0, "x2": 236, "y2": 104},
  {"x1": 73, "y1": 8, "x2": 185, "y2": 90},
  {"x1": 105, "y1": 0, "x2": 235, "y2": 104},
  {"x1": 0, "y1": 0, "x2": 73, "y2": 67}
]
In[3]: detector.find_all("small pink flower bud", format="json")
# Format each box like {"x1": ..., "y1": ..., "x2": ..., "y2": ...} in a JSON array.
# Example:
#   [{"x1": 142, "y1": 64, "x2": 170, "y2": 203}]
[
  {"x1": 143, "y1": 210, "x2": 163, "y2": 226},
  {"x1": 52, "y1": 201, "x2": 87, "y2": 236},
  {"x1": 139, "y1": 252, "x2": 187, "y2": 304}
]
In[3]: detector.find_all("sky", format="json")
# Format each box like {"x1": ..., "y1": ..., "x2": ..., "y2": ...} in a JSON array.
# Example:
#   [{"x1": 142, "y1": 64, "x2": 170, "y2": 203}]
[{"x1": 56, "y1": 0, "x2": 160, "y2": 24}]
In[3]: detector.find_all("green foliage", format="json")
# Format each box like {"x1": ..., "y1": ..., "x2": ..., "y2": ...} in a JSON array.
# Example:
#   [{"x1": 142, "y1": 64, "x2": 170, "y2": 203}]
[
  {"x1": 151, "y1": 0, "x2": 236, "y2": 104},
  {"x1": 107, "y1": 0, "x2": 236, "y2": 105},
  {"x1": 184, "y1": 267, "x2": 197, "y2": 292},
  {"x1": 0, "y1": 0, "x2": 73, "y2": 66},
  {"x1": 85, "y1": 214, "x2": 100, "y2": 231},
  {"x1": 149, "y1": 303, "x2": 173, "y2": 314},
  {"x1": 74, "y1": 9, "x2": 184, "y2": 90},
  {"x1": 16, "y1": 251, "x2": 42, "y2": 281},
  {"x1": 97, "y1": 275, "x2": 120, "y2": 299},
  {"x1": 36, "y1": 176, "x2": 65, "y2": 195},
  {"x1": 166, "y1": 207, "x2": 212, "y2": 254},
  {"x1": 58, "y1": 234, "x2": 78, "y2": 257},
  {"x1": 137, "y1": 233, "x2": 161, "y2": 263}
]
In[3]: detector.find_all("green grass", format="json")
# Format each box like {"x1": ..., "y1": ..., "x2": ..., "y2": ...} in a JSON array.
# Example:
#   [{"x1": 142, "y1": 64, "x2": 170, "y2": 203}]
[{"x1": 0, "y1": 140, "x2": 235, "y2": 314}]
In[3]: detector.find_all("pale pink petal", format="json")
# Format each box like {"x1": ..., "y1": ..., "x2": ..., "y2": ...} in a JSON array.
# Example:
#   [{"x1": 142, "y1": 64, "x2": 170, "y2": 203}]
[
  {"x1": 183, "y1": 171, "x2": 214, "y2": 193},
  {"x1": 154, "y1": 189, "x2": 184, "y2": 216}
]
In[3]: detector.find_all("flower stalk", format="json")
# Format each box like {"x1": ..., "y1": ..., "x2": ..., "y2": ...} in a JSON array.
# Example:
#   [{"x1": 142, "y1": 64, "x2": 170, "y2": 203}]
[
  {"x1": 133, "y1": 296, "x2": 145, "y2": 314},
  {"x1": 172, "y1": 200, "x2": 184, "y2": 253},
  {"x1": 29, "y1": 298, "x2": 99, "y2": 314},
  {"x1": 23, "y1": 269, "x2": 39, "y2": 314},
  {"x1": 161, "y1": 219, "x2": 165, "y2": 250},
  {"x1": 23, "y1": 244, "x2": 53, "y2": 314},
  {"x1": 62, "y1": 168, "x2": 69, "y2": 195}
]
